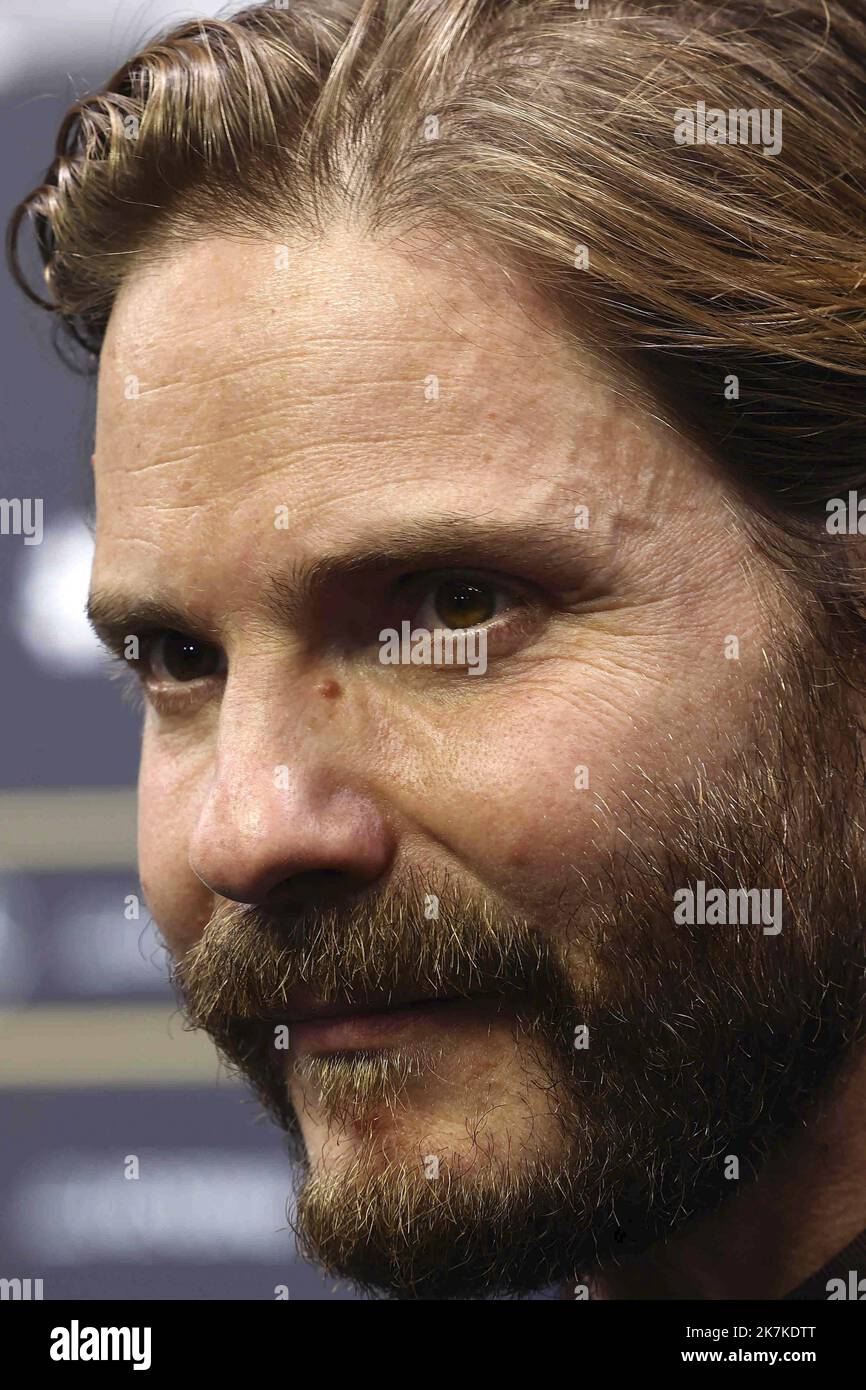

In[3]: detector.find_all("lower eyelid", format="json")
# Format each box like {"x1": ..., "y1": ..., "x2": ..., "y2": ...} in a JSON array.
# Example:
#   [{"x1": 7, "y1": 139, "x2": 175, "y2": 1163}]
[
  {"x1": 143, "y1": 674, "x2": 224, "y2": 716},
  {"x1": 413, "y1": 602, "x2": 543, "y2": 659},
  {"x1": 486, "y1": 604, "x2": 542, "y2": 644}
]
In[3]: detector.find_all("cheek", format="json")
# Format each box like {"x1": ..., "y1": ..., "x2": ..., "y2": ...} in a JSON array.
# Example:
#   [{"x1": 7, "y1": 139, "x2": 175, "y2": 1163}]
[
  {"x1": 137, "y1": 726, "x2": 212, "y2": 955},
  {"x1": 373, "y1": 641, "x2": 757, "y2": 910}
]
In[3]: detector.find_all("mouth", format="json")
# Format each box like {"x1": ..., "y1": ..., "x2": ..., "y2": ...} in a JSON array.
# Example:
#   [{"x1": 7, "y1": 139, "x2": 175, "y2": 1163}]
[{"x1": 280, "y1": 990, "x2": 503, "y2": 1056}]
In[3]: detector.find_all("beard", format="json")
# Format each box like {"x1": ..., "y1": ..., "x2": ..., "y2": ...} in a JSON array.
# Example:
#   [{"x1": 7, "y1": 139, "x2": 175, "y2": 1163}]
[{"x1": 171, "y1": 635, "x2": 866, "y2": 1300}]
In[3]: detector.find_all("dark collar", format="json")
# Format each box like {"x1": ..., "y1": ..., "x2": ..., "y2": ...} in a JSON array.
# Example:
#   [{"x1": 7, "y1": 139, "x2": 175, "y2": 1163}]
[{"x1": 784, "y1": 1228, "x2": 866, "y2": 1300}]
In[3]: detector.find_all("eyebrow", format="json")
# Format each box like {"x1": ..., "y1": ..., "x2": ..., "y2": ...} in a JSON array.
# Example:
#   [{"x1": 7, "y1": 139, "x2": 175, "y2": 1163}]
[
  {"x1": 86, "y1": 593, "x2": 219, "y2": 654},
  {"x1": 87, "y1": 513, "x2": 610, "y2": 649}
]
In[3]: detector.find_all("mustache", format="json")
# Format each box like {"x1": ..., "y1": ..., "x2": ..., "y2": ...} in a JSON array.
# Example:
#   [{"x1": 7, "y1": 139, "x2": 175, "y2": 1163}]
[
  {"x1": 171, "y1": 876, "x2": 579, "y2": 1045},
  {"x1": 169, "y1": 878, "x2": 582, "y2": 1136}
]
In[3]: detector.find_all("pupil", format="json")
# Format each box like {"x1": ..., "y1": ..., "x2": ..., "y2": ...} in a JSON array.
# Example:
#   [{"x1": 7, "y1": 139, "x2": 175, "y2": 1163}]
[{"x1": 163, "y1": 633, "x2": 214, "y2": 681}]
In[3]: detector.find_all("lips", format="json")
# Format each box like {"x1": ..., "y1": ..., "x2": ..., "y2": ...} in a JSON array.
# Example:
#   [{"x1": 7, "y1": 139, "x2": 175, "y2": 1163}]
[
  {"x1": 280, "y1": 990, "x2": 505, "y2": 1056},
  {"x1": 280, "y1": 987, "x2": 477, "y2": 1026}
]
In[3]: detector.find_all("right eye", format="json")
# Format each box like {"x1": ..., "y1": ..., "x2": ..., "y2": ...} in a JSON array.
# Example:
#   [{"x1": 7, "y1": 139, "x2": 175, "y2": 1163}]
[{"x1": 146, "y1": 631, "x2": 227, "y2": 684}]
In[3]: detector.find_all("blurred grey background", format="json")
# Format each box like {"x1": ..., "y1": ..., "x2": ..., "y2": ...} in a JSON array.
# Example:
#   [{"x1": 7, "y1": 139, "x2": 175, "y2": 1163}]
[{"x1": 0, "y1": 0, "x2": 352, "y2": 1301}]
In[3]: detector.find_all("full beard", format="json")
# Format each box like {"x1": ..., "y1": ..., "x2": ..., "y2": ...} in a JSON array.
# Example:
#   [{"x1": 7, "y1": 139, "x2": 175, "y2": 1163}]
[{"x1": 172, "y1": 637, "x2": 866, "y2": 1299}]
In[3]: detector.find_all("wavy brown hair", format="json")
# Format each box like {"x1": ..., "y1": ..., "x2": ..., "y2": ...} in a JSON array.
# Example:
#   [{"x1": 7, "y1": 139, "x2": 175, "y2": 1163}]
[{"x1": 7, "y1": 0, "x2": 866, "y2": 521}]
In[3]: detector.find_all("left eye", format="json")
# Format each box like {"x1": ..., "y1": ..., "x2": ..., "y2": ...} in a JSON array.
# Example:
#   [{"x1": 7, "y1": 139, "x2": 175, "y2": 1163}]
[{"x1": 423, "y1": 577, "x2": 499, "y2": 630}]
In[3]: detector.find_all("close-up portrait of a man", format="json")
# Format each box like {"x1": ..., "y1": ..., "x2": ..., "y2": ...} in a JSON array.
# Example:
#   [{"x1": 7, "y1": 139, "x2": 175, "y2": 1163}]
[{"x1": 4, "y1": 0, "x2": 866, "y2": 1326}]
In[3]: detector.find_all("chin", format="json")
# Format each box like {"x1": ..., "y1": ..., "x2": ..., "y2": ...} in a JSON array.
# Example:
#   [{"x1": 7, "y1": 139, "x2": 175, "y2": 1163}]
[{"x1": 288, "y1": 1024, "x2": 570, "y2": 1178}]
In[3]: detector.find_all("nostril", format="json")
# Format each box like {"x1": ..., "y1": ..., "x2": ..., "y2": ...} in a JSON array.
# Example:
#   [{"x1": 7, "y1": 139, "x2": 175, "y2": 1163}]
[{"x1": 264, "y1": 867, "x2": 360, "y2": 910}]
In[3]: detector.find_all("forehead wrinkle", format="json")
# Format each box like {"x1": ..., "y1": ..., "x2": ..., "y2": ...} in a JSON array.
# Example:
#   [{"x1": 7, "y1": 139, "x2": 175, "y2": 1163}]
[
  {"x1": 96, "y1": 361, "x2": 488, "y2": 487},
  {"x1": 104, "y1": 246, "x2": 486, "y2": 395}
]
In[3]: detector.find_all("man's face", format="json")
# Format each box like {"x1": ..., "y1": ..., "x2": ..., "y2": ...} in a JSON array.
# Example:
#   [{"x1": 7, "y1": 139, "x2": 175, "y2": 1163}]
[{"x1": 89, "y1": 230, "x2": 865, "y2": 1297}]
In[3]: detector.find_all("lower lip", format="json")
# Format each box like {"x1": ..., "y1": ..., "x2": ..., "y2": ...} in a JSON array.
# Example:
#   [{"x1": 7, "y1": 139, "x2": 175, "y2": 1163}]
[{"x1": 288, "y1": 997, "x2": 496, "y2": 1056}]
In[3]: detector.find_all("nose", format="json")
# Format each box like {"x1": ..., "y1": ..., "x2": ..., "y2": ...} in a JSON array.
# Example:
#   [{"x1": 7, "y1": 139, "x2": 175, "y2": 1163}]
[{"x1": 188, "y1": 694, "x2": 396, "y2": 910}]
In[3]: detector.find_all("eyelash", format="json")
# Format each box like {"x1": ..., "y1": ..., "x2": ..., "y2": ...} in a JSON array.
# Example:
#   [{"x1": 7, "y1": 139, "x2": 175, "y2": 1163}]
[
  {"x1": 107, "y1": 570, "x2": 543, "y2": 714},
  {"x1": 106, "y1": 653, "x2": 147, "y2": 714}
]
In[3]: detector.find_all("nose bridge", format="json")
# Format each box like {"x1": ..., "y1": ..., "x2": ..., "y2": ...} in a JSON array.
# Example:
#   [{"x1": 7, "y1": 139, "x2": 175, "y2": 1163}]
[
  {"x1": 189, "y1": 659, "x2": 394, "y2": 903},
  {"x1": 221, "y1": 659, "x2": 335, "y2": 796}
]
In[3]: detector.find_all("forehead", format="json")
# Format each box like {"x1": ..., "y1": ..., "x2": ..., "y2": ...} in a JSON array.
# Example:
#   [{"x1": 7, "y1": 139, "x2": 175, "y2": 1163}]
[{"x1": 91, "y1": 229, "x2": 696, "y2": 604}]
